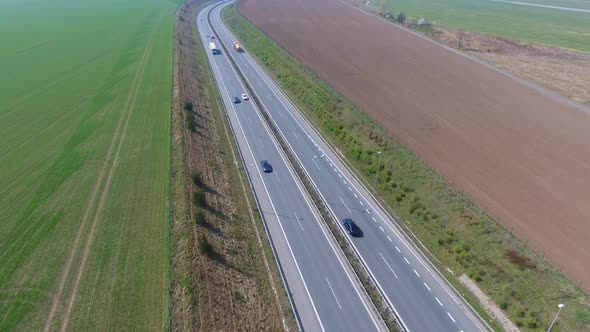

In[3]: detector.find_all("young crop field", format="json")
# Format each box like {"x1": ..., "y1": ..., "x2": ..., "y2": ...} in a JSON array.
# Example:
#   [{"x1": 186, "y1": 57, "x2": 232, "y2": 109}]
[
  {"x1": 370, "y1": 0, "x2": 590, "y2": 52},
  {"x1": 0, "y1": 0, "x2": 176, "y2": 330}
]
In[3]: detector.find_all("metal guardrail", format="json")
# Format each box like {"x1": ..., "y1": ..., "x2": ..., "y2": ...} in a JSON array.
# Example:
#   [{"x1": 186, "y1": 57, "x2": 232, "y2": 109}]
[
  {"x1": 225, "y1": 13, "x2": 493, "y2": 329},
  {"x1": 209, "y1": 4, "x2": 403, "y2": 331}
]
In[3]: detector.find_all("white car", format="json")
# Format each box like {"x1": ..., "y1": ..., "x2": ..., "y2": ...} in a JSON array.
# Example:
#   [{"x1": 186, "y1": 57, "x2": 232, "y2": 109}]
[{"x1": 241, "y1": 93, "x2": 249, "y2": 100}]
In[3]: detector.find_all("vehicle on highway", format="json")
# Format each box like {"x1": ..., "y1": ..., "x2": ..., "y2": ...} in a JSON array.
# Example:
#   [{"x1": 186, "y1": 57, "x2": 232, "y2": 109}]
[
  {"x1": 260, "y1": 160, "x2": 273, "y2": 173},
  {"x1": 342, "y1": 218, "x2": 361, "y2": 237},
  {"x1": 209, "y1": 42, "x2": 221, "y2": 55},
  {"x1": 234, "y1": 42, "x2": 244, "y2": 52},
  {"x1": 241, "y1": 93, "x2": 249, "y2": 100},
  {"x1": 210, "y1": 35, "x2": 216, "y2": 39},
  {"x1": 233, "y1": 96, "x2": 241, "y2": 103}
]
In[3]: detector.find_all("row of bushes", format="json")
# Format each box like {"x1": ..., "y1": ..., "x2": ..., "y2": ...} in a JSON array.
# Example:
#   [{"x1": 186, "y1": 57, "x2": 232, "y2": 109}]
[
  {"x1": 187, "y1": 135, "x2": 214, "y2": 257},
  {"x1": 223, "y1": 5, "x2": 589, "y2": 330}
]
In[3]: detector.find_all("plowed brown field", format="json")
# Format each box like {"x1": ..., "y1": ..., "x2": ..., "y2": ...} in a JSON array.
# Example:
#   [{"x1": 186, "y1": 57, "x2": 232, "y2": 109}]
[{"x1": 238, "y1": 0, "x2": 590, "y2": 291}]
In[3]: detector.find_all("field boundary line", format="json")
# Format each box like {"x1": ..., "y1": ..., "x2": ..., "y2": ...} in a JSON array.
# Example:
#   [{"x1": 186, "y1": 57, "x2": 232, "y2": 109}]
[
  {"x1": 337, "y1": 0, "x2": 590, "y2": 115},
  {"x1": 43, "y1": 39, "x2": 154, "y2": 332}
]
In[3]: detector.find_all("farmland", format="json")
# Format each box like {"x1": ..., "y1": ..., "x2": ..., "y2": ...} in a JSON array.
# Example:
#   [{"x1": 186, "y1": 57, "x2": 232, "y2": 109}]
[
  {"x1": 226, "y1": 2, "x2": 590, "y2": 330},
  {"x1": 0, "y1": 0, "x2": 176, "y2": 330},
  {"x1": 369, "y1": 0, "x2": 590, "y2": 52}
]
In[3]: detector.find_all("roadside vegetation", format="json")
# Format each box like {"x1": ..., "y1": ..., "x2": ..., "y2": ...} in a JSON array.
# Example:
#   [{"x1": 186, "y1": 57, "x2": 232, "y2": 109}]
[
  {"x1": 223, "y1": 4, "x2": 590, "y2": 330},
  {"x1": 369, "y1": 0, "x2": 590, "y2": 52},
  {"x1": 365, "y1": 0, "x2": 590, "y2": 106},
  {"x1": 0, "y1": 0, "x2": 175, "y2": 330},
  {"x1": 169, "y1": 0, "x2": 294, "y2": 330}
]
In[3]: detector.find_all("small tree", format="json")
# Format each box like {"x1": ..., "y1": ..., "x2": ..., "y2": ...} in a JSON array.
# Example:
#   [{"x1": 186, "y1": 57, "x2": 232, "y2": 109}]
[
  {"x1": 194, "y1": 209, "x2": 206, "y2": 226},
  {"x1": 191, "y1": 171, "x2": 203, "y2": 187},
  {"x1": 198, "y1": 235, "x2": 214, "y2": 257},
  {"x1": 187, "y1": 117, "x2": 197, "y2": 132},
  {"x1": 183, "y1": 101, "x2": 194, "y2": 112},
  {"x1": 193, "y1": 189, "x2": 206, "y2": 207},
  {"x1": 397, "y1": 12, "x2": 407, "y2": 24}
]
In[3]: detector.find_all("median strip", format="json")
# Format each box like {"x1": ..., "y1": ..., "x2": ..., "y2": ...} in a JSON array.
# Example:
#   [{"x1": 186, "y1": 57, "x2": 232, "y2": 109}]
[{"x1": 208, "y1": 5, "x2": 401, "y2": 331}]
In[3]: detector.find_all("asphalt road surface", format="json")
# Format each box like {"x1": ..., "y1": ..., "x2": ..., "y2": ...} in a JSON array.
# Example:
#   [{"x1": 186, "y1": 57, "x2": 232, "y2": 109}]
[
  {"x1": 197, "y1": 3, "x2": 385, "y2": 331},
  {"x1": 207, "y1": 2, "x2": 490, "y2": 331}
]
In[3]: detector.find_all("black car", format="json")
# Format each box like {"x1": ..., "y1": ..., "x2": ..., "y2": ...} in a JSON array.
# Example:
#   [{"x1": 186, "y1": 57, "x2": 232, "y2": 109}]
[
  {"x1": 260, "y1": 160, "x2": 273, "y2": 173},
  {"x1": 342, "y1": 218, "x2": 361, "y2": 236},
  {"x1": 233, "y1": 96, "x2": 241, "y2": 104}
]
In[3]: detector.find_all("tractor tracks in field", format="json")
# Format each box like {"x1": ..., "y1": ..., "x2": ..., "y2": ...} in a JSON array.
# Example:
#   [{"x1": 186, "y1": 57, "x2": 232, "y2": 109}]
[{"x1": 43, "y1": 39, "x2": 153, "y2": 332}]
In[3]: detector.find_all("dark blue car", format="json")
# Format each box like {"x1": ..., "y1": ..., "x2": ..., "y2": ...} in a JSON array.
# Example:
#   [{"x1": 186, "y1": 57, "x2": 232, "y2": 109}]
[
  {"x1": 260, "y1": 160, "x2": 273, "y2": 173},
  {"x1": 342, "y1": 218, "x2": 361, "y2": 237}
]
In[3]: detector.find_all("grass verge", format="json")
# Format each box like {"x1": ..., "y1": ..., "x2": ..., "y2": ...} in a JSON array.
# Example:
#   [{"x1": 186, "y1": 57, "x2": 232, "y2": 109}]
[
  {"x1": 368, "y1": 0, "x2": 590, "y2": 52},
  {"x1": 169, "y1": 0, "x2": 296, "y2": 330},
  {"x1": 223, "y1": 4, "x2": 590, "y2": 331}
]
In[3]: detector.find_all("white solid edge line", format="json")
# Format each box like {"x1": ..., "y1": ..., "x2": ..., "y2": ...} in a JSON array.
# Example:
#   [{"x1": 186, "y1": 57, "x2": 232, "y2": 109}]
[
  {"x1": 206, "y1": 27, "x2": 326, "y2": 332},
  {"x1": 213, "y1": 8, "x2": 404, "y2": 330},
  {"x1": 232, "y1": 29, "x2": 486, "y2": 325},
  {"x1": 227, "y1": 31, "x2": 410, "y2": 329},
  {"x1": 210, "y1": 8, "x2": 383, "y2": 329}
]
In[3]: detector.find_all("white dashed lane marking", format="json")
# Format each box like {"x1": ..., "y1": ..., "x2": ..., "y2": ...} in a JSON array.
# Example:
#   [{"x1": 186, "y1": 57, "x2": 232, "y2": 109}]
[
  {"x1": 348, "y1": 186, "x2": 352, "y2": 191},
  {"x1": 387, "y1": 236, "x2": 392, "y2": 242},
  {"x1": 413, "y1": 269, "x2": 420, "y2": 277},
  {"x1": 424, "y1": 283, "x2": 431, "y2": 291},
  {"x1": 395, "y1": 246, "x2": 401, "y2": 253},
  {"x1": 359, "y1": 201, "x2": 364, "y2": 206},
  {"x1": 404, "y1": 257, "x2": 410, "y2": 264},
  {"x1": 372, "y1": 217, "x2": 377, "y2": 222},
  {"x1": 435, "y1": 297, "x2": 443, "y2": 307},
  {"x1": 379, "y1": 226, "x2": 384, "y2": 232},
  {"x1": 447, "y1": 312, "x2": 456, "y2": 323},
  {"x1": 353, "y1": 193, "x2": 357, "y2": 198}
]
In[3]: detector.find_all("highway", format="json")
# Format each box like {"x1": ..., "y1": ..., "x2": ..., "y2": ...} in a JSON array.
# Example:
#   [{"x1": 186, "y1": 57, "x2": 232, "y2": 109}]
[
  {"x1": 206, "y1": 2, "x2": 491, "y2": 331},
  {"x1": 197, "y1": 3, "x2": 385, "y2": 331}
]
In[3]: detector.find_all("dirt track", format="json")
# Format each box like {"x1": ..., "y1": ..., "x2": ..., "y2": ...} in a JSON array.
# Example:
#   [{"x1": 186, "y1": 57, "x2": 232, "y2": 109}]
[{"x1": 238, "y1": 0, "x2": 590, "y2": 291}]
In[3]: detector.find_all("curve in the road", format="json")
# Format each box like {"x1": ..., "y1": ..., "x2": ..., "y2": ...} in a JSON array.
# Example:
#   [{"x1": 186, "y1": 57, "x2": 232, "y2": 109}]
[
  {"x1": 209, "y1": 2, "x2": 491, "y2": 331},
  {"x1": 199, "y1": 3, "x2": 385, "y2": 331}
]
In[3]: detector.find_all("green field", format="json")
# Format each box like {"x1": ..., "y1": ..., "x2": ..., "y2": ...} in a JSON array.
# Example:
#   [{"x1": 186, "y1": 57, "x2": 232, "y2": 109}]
[
  {"x1": 0, "y1": 0, "x2": 176, "y2": 330},
  {"x1": 371, "y1": 0, "x2": 590, "y2": 52}
]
